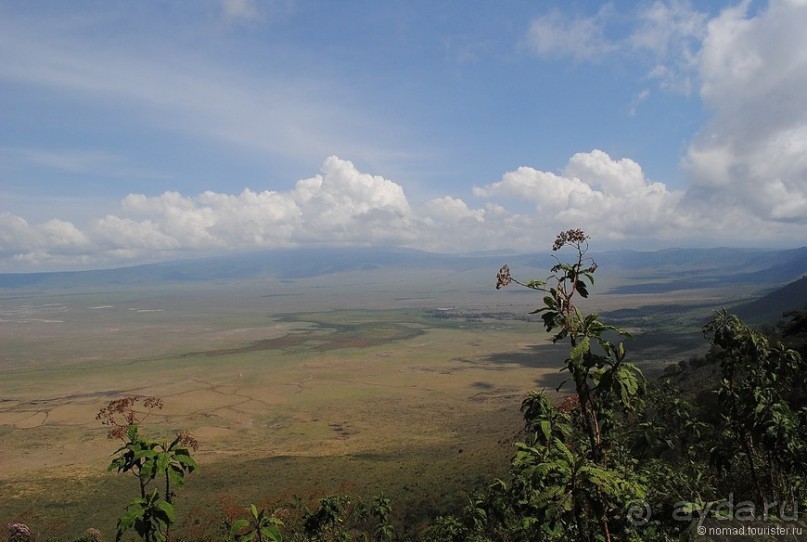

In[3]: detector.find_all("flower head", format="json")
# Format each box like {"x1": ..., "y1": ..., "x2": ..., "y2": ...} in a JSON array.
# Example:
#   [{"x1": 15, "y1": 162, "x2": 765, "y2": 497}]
[
  {"x1": 177, "y1": 430, "x2": 199, "y2": 452},
  {"x1": 6, "y1": 523, "x2": 32, "y2": 542},
  {"x1": 496, "y1": 265, "x2": 512, "y2": 290},
  {"x1": 552, "y1": 228, "x2": 589, "y2": 251}
]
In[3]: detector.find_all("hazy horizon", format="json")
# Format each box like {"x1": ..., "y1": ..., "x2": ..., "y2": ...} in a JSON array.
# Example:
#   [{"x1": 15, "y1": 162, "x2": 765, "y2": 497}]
[{"x1": 0, "y1": 242, "x2": 805, "y2": 277}]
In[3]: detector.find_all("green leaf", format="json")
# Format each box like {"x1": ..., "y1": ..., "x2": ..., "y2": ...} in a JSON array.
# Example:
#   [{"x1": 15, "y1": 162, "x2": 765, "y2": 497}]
[
  {"x1": 576, "y1": 280, "x2": 589, "y2": 298},
  {"x1": 126, "y1": 423, "x2": 140, "y2": 441},
  {"x1": 155, "y1": 499, "x2": 176, "y2": 523},
  {"x1": 118, "y1": 501, "x2": 146, "y2": 529},
  {"x1": 156, "y1": 451, "x2": 170, "y2": 471},
  {"x1": 579, "y1": 465, "x2": 617, "y2": 491},
  {"x1": 553, "y1": 438, "x2": 575, "y2": 464},
  {"x1": 133, "y1": 448, "x2": 157, "y2": 460},
  {"x1": 535, "y1": 485, "x2": 566, "y2": 508},
  {"x1": 569, "y1": 336, "x2": 590, "y2": 366},
  {"x1": 230, "y1": 518, "x2": 249, "y2": 535},
  {"x1": 261, "y1": 524, "x2": 283, "y2": 542},
  {"x1": 539, "y1": 420, "x2": 552, "y2": 442},
  {"x1": 173, "y1": 451, "x2": 197, "y2": 468}
]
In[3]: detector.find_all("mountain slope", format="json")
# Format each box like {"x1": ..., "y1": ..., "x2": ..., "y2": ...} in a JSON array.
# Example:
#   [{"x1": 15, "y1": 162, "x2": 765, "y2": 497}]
[
  {"x1": 602, "y1": 247, "x2": 807, "y2": 294},
  {"x1": 733, "y1": 275, "x2": 807, "y2": 325},
  {"x1": 0, "y1": 246, "x2": 805, "y2": 292}
]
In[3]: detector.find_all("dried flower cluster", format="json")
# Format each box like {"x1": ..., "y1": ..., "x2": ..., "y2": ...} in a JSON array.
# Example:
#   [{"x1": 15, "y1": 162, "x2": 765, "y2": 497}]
[
  {"x1": 84, "y1": 527, "x2": 104, "y2": 542},
  {"x1": 498, "y1": 229, "x2": 596, "y2": 291},
  {"x1": 177, "y1": 429, "x2": 200, "y2": 452},
  {"x1": 552, "y1": 228, "x2": 589, "y2": 251},
  {"x1": 496, "y1": 264, "x2": 512, "y2": 290},
  {"x1": 6, "y1": 523, "x2": 31, "y2": 542},
  {"x1": 96, "y1": 396, "x2": 163, "y2": 440}
]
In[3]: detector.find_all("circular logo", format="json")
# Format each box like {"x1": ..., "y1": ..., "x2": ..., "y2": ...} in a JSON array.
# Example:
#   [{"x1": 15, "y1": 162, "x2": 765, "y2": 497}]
[{"x1": 626, "y1": 499, "x2": 652, "y2": 526}]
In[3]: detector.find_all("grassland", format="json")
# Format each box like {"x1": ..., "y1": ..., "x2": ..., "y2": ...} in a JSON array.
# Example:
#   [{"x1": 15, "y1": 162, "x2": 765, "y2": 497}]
[{"x1": 0, "y1": 268, "x2": 765, "y2": 539}]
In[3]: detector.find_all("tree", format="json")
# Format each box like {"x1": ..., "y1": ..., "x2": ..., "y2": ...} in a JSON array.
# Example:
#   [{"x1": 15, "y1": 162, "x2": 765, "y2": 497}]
[
  {"x1": 704, "y1": 310, "x2": 806, "y2": 515},
  {"x1": 98, "y1": 396, "x2": 198, "y2": 542},
  {"x1": 495, "y1": 229, "x2": 647, "y2": 541}
]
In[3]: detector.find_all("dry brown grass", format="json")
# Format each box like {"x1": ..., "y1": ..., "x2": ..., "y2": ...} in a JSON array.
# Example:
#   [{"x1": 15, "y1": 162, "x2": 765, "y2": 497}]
[{"x1": 0, "y1": 282, "x2": 571, "y2": 538}]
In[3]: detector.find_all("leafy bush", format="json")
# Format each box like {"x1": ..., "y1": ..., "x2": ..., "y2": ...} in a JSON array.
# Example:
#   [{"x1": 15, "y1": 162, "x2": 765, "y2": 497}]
[{"x1": 98, "y1": 397, "x2": 198, "y2": 542}]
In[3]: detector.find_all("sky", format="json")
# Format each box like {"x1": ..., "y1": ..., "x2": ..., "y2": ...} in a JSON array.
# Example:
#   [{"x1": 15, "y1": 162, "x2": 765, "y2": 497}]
[{"x1": 1, "y1": 0, "x2": 806, "y2": 272}]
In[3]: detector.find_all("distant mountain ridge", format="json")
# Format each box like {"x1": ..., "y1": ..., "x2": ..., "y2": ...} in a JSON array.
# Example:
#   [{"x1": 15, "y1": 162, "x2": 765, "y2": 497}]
[
  {"x1": 0, "y1": 247, "x2": 479, "y2": 290},
  {"x1": 0, "y1": 246, "x2": 805, "y2": 292},
  {"x1": 601, "y1": 246, "x2": 807, "y2": 294}
]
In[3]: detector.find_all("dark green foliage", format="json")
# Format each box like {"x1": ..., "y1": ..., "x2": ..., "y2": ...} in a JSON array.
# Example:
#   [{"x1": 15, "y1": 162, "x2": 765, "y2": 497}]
[
  {"x1": 420, "y1": 515, "x2": 468, "y2": 542},
  {"x1": 369, "y1": 494, "x2": 396, "y2": 542},
  {"x1": 704, "y1": 310, "x2": 807, "y2": 513},
  {"x1": 115, "y1": 489, "x2": 175, "y2": 542},
  {"x1": 229, "y1": 504, "x2": 283, "y2": 542},
  {"x1": 780, "y1": 308, "x2": 807, "y2": 361},
  {"x1": 492, "y1": 230, "x2": 650, "y2": 541},
  {"x1": 302, "y1": 496, "x2": 349, "y2": 540}
]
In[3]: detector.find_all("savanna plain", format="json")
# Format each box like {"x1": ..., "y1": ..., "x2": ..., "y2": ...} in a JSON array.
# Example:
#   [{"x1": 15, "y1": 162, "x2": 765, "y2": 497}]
[{"x1": 0, "y1": 265, "x2": 759, "y2": 538}]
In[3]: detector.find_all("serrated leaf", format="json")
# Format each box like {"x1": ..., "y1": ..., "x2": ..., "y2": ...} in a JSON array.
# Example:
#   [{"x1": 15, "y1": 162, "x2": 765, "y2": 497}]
[{"x1": 126, "y1": 423, "x2": 140, "y2": 440}]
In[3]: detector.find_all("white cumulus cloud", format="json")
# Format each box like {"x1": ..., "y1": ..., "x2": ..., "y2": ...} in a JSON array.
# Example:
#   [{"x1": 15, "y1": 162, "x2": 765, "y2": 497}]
[
  {"x1": 0, "y1": 157, "x2": 426, "y2": 269},
  {"x1": 474, "y1": 150, "x2": 686, "y2": 242},
  {"x1": 685, "y1": 0, "x2": 807, "y2": 223},
  {"x1": 0, "y1": 147, "x2": 805, "y2": 272},
  {"x1": 425, "y1": 197, "x2": 485, "y2": 224}
]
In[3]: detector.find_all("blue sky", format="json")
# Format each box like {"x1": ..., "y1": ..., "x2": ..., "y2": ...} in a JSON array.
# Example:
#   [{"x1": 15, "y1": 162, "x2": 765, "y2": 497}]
[{"x1": 1, "y1": 0, "x2": 806, "y2": 271}]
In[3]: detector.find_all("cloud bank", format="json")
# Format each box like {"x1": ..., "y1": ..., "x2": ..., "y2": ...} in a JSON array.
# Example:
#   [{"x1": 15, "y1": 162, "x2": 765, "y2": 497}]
[
  {"x1": 516, "y1": 0, "x2": 807, "y2": 242},
  {"x1": 685, "y1": 0, "x2": 807, "y2": 223},
  {"x1": 1, "y1": 147, "x2": 802, "y2": 272}
]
